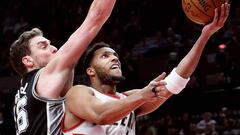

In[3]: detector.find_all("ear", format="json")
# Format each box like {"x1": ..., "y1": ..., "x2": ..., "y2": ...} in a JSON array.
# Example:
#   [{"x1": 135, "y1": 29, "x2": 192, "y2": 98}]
[
  {"x1": 86, "y1": 67, "x2": 95, "y2": 76},
  {"x1": 22, "y1": 56, "x2": 34, "y2": 68}
]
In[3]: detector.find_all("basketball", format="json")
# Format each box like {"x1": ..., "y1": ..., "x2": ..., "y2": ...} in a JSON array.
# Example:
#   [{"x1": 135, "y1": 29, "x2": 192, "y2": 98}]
[{"x1": 182, "y1": 0, "x2": 227, "y2": 25}]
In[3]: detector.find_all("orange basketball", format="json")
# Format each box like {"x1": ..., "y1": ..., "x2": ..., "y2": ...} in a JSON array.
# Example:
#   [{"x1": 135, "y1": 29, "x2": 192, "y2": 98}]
[{"x1": 182, "y1": 0, "x2": 227, "y2": 25}]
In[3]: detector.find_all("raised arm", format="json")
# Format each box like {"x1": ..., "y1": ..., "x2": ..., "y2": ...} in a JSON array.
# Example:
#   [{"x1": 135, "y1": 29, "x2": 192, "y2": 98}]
[
  {"x1": 176, "y1": 3, "x2": 230, "y2": 78},
  {"x1": 37, "y1": 0, "x2": 117, "y2": 98},
  {"x1": 134, "y1": 3, "x2": 230, "y2": 116},
  {"x1": 54, "y1": 0, "x2": 117, "y2": 67}
]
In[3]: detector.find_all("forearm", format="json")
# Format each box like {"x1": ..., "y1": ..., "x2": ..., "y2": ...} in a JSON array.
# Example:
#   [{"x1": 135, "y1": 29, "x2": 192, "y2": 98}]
[
  {"x1": 57, "y1": 0, "x2": 116, "y2": 66},
  {"x1": 163, "y1": 32, "x2": 211, "y2": 94},
  {"x1": 96, "y1": 92, "x2": 145, "y2": 124},
  {"x1": 136, "y1": 91, "x2": 173, "y2": 116},
  {"x1": 135, "y1": 32, "x2": 211, "y2": 115},
  {"x1": 70, "y1": 0, "x2": 117, "y2": 44},
  {"x1": 176, "y1": 31, "x2": 211, "y2": 78},
  {"x1": 87, "y1": 0, "x2": 117, "y2": 24}
]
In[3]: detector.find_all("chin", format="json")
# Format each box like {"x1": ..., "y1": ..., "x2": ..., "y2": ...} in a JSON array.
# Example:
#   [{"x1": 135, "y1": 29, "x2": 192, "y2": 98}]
[
  {"x1": 111, "y1": 75, "x2": 125, "y2": 82},
  {"x1": 113, "y1": 74, "x2": 122, "y2": 78},
  {"x1": 113, "y1": 70, "x2": 122, "y2": 76}
]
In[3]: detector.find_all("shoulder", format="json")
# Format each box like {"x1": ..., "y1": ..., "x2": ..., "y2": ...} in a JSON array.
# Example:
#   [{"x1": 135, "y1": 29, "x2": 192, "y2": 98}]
[
  {"x1": 66, "y1": 85, "x2": 94, "y2": 96},
  {"x1": 71, "y1": 85, "x2": 89, "y2": 89}
]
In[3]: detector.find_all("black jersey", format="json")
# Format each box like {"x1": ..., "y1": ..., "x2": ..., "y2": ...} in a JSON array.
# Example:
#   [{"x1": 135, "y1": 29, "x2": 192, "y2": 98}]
[{"x1": 13, "y1": 69, "x2": 64, "y2": 135}]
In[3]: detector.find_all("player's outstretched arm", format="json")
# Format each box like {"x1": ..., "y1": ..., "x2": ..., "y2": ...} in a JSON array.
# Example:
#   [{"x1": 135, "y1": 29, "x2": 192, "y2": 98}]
[
  {"x1": 37, "y1": 0, "x2": 117, "y2": 98},
  {"x1": 132, "y1": 3, "x2": 230, "y2": 116},
  {"x1": 175, "y1": 2, "x2": 230, "y2": 78},
  {"x1": 54, "y1": 0, "x2": 117, "y2": 68}
]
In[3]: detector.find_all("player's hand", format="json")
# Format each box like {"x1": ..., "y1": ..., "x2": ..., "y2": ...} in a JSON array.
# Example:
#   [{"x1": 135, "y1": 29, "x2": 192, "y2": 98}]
[
  {"x1": 140, "y1": 72, "x2": 167, "y2": 102},
  {"x1": 202, "y1": 2, "x2": 230, "y2": 36}
]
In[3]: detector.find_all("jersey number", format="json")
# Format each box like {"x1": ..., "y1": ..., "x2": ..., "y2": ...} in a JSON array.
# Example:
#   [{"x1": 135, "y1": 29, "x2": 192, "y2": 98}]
[{"x1": 15, "y1": 96, "x2": 29, "y2": 134}]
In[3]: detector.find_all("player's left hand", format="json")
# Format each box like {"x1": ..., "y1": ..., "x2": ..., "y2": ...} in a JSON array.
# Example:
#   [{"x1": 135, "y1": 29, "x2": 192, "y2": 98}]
[{"x1": 202, "y1": 2, "x2": 230, "y2": 36}]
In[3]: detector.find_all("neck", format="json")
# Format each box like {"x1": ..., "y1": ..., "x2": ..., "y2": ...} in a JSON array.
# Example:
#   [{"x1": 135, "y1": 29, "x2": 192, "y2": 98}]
[{"x1": 27, "y1": 66, "x2": 41, "y2": 73}]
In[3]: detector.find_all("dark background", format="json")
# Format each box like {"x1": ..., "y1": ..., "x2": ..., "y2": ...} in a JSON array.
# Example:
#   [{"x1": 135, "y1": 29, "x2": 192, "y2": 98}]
[{"x1": 0, "y1": 0, "x2": 240, "y2": 134}]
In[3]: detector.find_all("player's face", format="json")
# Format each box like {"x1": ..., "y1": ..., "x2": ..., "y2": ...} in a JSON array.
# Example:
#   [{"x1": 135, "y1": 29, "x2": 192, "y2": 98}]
[
  {"x1": 91, "y1": 47, "x2": 124, "y2": 84},
  {"x1": 28, "y1": 36, "x2": 57, "y2": 68}
]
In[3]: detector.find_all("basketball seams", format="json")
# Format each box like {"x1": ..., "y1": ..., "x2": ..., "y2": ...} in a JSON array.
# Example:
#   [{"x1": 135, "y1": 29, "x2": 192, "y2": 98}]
[
  {"x1": 182, "y1": 0, "x2": 224, "y2": 25},
  {"x1": 190, "y1": 0, "x2": 212, "y2": 17},
  {"x1": 182, "y1": 0, "x2": 210, "y2": 25}
]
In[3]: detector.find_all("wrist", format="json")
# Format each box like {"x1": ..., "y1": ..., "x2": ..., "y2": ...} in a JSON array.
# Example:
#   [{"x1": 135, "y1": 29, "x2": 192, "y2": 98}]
[
  {"x1": 138, "y1": 87, "x2": 151, "y2": 102},
  {"x1": 164, "y1": 68, "x2": 190, "y2": 94},
  {"x1": 201, "y1": 29, "x2": 213, "y2": 38}
]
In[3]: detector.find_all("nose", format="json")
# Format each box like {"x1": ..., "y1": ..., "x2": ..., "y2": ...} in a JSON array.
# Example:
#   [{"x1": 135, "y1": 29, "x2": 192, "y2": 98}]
[
  {"x1": 111, "y1": 55, "x2": 119, "y2": 62},
  {"x1": 50, "y1": 46, "x2": 58, "y2": 53}
]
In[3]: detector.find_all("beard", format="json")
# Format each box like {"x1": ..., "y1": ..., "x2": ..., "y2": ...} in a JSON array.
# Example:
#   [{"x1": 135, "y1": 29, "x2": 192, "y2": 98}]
[{"x1": 95, "y1": 67, "x2": 125, "y2": 85}]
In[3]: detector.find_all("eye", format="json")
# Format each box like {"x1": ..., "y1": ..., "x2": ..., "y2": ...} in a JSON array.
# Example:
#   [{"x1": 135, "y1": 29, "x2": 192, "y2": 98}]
[
  {"x1": 41, "y1": 44, "x2": 47, "y2": 49},
  {"x1": 101, "y1": 53, "x2": 108, "y2": 59}
]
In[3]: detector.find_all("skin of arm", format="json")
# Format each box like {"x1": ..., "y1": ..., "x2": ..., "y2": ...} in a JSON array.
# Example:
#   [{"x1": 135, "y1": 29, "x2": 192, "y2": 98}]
[
  {"x1": 65, "y1": 85, "x2": 147, "y2": 125},
  {"x1": 36, "y1": 0, "x2": 117, "y2": 98},
  {"x1": 64, "y1": 73, "x2": 167, "y2": 126},
  {"x1": 128, "y1": 3, "x2": 230, "y2": 116}
]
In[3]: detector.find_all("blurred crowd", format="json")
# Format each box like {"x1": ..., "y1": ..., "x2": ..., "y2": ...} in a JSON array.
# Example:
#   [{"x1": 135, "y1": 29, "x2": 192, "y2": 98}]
[
  {"x1": 0, "y1": 0, "x2": 240, "y2": 134},
  {"x1": 137, "y1": 107, "x2": 240, "y2": 135}
]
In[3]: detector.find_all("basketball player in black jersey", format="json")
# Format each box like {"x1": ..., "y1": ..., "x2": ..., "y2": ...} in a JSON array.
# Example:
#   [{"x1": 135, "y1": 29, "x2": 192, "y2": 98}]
[
  {"x1": 9, "y1": 0, "x2": 117, "y2": 134},
  {"x1": 62, "y1": 3, "x2": 230, "y2": 135}
]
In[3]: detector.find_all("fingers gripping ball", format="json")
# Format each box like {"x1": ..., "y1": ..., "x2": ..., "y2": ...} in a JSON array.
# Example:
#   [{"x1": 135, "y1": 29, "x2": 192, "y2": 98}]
[{"x1": 182, "y1": 0, "x2": 227, "y2": 25}]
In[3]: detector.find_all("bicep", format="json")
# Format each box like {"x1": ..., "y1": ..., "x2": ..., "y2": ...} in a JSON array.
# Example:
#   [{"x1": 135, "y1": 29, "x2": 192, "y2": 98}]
[
  {"x1": 36, "y1": 67, "x2": 73, "y2": 98},
  {"x1": 66, "y1": 86, "x2": 104, "y2": 123}
]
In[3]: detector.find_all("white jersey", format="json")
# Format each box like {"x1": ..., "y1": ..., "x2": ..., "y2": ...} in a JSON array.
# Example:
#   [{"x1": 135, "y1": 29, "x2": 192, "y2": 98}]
[{"x1": 62, "y1": 88, "x2": 136, "y2": 135}]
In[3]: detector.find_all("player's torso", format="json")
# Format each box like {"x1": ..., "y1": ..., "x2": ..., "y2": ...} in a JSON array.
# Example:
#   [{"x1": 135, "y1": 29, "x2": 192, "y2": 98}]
[
  {"x1": 63, "y1": 88, "x2": 136, "y2": 135},
  {"x1": 13, "y1": 69, "x2": 64, "y2": 135},
  {"x1": 93, "y1": 89, "x2": 136, "y2": 135}
]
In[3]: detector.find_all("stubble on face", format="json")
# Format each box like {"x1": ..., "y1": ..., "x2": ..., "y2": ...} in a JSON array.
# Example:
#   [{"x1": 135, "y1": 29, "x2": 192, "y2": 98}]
[
  {"x1": 94, "y1": 66, "x2": 125, "y2": 85},
  {"x1": 29, "y1": 36, "x2": 54, "y2": 68}
]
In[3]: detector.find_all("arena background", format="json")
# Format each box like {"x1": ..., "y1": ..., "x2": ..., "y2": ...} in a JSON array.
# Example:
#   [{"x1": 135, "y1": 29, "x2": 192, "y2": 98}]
[{"x1": 0, "y1": 0, "x2": 240, "y2": 134}]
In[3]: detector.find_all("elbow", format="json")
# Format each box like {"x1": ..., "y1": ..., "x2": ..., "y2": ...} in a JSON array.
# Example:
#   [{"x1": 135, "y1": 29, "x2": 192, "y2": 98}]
[
  {"x1": 95, "y1": 14, "x2": 107, "y2": 24},
  {"x1": 89, "y1": 8, "x2": 110, "y2": 23},
  {"x1": 96, "y1": 9, "x2": 106, "y2": 19},
  {"x1": 93, "y1": 11, "x2": 104, "y2": 20}
]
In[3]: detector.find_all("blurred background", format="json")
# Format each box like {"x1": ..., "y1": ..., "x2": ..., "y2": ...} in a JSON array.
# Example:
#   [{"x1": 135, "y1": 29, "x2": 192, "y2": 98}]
[{"x1": 0, "y1": 0, "x2": 240, "y2": 134}]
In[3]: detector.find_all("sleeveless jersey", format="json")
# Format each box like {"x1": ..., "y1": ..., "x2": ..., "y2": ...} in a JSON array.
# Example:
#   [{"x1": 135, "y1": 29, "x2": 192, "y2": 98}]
[
  {"x1": 13, "y1": 69, "x2": 65, "y2": 135},
  {"x1": 62, "y1": 88, "x2": 136, "y2": 135}
]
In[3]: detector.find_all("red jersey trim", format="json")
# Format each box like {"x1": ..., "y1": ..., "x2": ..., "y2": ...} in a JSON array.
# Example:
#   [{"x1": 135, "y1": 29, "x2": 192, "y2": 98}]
[
  {"x1": 93, "y1": 89, "x2": 121, "y2": 99},
  {"x1": 122, "y1": 92, "x2": 129, "y2": 96},
  {"x1": 61, "y1": 113, "x2": 83, "y2": 133}
]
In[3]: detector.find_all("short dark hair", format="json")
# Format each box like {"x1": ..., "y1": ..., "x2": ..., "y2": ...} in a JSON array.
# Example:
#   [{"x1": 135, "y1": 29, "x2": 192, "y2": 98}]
[
  {"x1": 82, "y1": 42, "x2": 110, "y2": 74},
  {"x1": 9, "y1": 28, "x2": 43, "y2": 76}
]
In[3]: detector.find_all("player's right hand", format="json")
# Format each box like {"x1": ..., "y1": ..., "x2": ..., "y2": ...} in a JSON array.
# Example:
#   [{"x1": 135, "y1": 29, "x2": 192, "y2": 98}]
[{"x1": 140, "y1": 72, "x2": 167, "y2": 102}]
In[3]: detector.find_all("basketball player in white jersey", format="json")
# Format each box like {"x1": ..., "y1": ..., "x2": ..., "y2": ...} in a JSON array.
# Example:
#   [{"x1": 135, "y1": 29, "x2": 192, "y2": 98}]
[
  {"x1": 10, "y1": 0, "x2": 117, "y2": 134},
  {"x1": 62, "y1": 3, "x2": 230, "y2": 135}
]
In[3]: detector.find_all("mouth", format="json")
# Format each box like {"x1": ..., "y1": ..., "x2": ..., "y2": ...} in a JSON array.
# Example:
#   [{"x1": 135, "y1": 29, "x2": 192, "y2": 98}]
[{"x1": 110, "y1": 64, "x2": 120, "y2": 69}]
